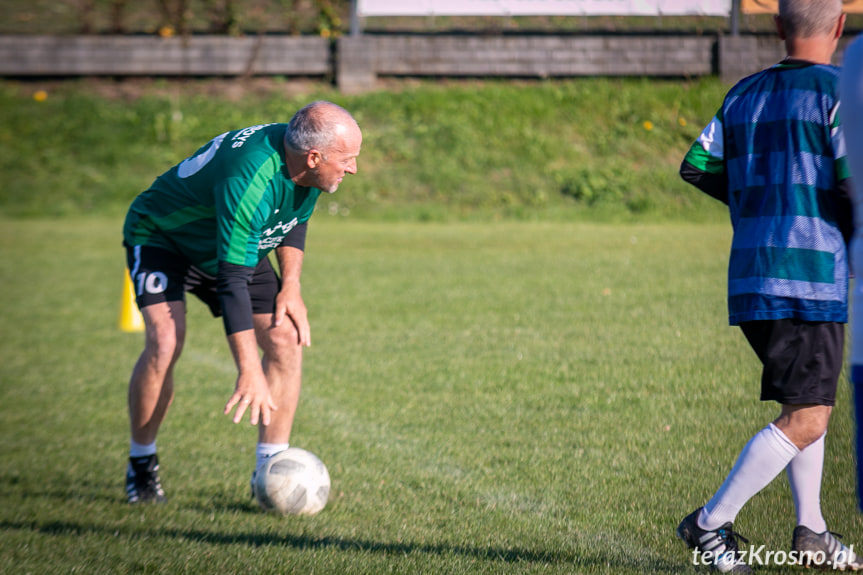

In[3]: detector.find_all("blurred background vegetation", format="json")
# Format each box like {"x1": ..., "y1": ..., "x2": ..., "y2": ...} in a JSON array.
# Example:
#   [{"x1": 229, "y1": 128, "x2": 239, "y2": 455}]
[
  {"x1": 0, "y1": 75, "x2": 732, "y2": 222},
  {"x1": 2, "y1": 1, "x2": 860, "y2": 222},
  {"x1": 6, "y1": 0, "x2": 861, "y2": 37}
]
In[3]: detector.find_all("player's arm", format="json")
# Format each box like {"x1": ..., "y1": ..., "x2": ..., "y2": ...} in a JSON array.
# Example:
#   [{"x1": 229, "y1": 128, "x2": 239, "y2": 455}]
[
  {"x1": 837, "y1": 177, "x2": 854, "y2": 247},
  {"x1": 218, "y1": 262, "x2": 278, "y2": 425},
  {"x1": 680, "y1": 113, "x2": 729, "y2": 205},
  {"x1": 832, "y1": 104, "x2": 854, "y2": 247},
  {"x1": 273, "y1": 222, "x2": 311, "y2": 347},
  {"x1": 214, "y1": 174, "x2": 286, "y2": 424}
]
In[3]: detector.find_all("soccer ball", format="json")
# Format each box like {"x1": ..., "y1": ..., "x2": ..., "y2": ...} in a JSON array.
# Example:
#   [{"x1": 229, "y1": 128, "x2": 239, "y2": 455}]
[{"x1": 252, "y1": 448, "x2": 331, "y2": 515}]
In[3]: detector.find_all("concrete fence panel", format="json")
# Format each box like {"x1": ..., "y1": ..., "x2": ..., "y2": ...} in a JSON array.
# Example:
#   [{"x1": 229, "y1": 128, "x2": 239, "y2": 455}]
[
  {"x1": 0, "y1": 35, "x2": 330, "y2": 77},
  {"x1": 1, "y1": 34, "x2": 859, "y2": 92}
]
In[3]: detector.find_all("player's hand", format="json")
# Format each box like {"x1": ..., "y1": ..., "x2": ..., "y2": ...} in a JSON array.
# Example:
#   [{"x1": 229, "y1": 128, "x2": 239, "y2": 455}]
[
  {"x1": 224, "y1": 370, "x2": 278, "y2": 425},
  {"x1": 273, "y1": 279, "x2": 311, "y2": 347}
]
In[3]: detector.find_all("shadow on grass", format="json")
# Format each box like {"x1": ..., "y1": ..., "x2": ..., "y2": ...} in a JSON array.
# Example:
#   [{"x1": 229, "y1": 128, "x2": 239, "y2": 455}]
[
  {"x1": 0, "y1": 518, "x2": 691, "y2": 573},
  {"x1": 0, "y1": 473, "x2": 691, "y2": 572}
]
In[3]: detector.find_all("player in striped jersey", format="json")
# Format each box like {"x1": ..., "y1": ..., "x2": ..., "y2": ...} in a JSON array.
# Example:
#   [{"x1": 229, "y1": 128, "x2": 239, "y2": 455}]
[
  {"x1": 675, "y1": 0, "x2": 857, "y2": 571},
  {"x1": 121, "y1": 101, "x2": 362, "y2": 504}
]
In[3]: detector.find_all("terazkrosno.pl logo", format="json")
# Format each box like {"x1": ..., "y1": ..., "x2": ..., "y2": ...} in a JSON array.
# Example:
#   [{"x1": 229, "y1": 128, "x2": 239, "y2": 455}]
[{"x1": 692, "y1": 546, "x2": 856, "y2": 570}]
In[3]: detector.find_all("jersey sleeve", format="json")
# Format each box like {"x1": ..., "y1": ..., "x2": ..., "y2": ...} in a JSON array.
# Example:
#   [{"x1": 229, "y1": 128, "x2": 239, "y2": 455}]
[
  {"x1": 217, "y1": 261, "x2": 256, "y2": 335},
  {"x1": 680, "y1": 111, "x2": 729, "y2": 204},
  {"x1": 832, "y1": 102, "x2": 852, "y2": 183},
  {"x1": 279, "y1": 221, "x2": 308, "y2": 251},
  {"x1": 829, "y1": 102, "x2": 854, "y2": 245}
]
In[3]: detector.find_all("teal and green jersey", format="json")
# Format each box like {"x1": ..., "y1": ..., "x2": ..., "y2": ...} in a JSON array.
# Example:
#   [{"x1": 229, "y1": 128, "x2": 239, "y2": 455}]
[
  {"x1": 681, "y1": 60, "x2": 853, "y2": 325},
  {"x1": 123, "y1": 123, "x2": 322, "y2": 276}
]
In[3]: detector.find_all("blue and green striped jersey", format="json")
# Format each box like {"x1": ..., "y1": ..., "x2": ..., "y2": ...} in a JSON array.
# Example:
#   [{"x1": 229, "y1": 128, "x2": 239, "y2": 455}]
[
  {"x1": 123, "y1": 123, "x2": 322, "y2": 276},
  {"x1": 681, "y1": 60, "x2": 851, "y2": 325}
]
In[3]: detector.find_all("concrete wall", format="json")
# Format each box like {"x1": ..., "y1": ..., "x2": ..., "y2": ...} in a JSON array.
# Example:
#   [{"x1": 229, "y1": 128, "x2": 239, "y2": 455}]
[
  {"x1": 337, "y1": 34, "x2": 715, "y2": 92},
  {"x1": 0, "y1": 33, "x2": 856, "y2": 92},
  {"x1": 718, "y1": 35, "x2": 853, "y2": 84},
  {"x1": 376, "y1": 35, "x2": 713, "y2": 76},
  {"x1": 0, "y1": 35, "x2": 330, "y2": 76}
]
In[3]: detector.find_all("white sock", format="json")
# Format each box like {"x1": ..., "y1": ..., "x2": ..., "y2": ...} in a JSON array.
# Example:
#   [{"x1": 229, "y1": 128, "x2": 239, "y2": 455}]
[
  {"x1": 699, "y1": 423, "x2": 799, "y2": 531},
  {"x1": 788, "y1": 432, "x2": 828, "y2": 533},
  {"x1": 256, "y1": 442, "x2": 289, "y2": 469},
  {"x1": 130, "y1": 439, "x2": 157, "y2": 458}
]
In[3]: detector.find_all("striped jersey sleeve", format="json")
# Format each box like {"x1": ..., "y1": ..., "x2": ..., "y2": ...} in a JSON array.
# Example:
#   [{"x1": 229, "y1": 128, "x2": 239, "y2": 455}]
[{"x1": 680, "y1": 110, "x2": 728, "y2": 204}]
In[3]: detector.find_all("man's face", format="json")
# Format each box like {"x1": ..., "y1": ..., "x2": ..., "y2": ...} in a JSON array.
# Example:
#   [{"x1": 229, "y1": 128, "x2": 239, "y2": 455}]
[{"x1": 310, "y1": 125, "x2": 362, "y2": 194}]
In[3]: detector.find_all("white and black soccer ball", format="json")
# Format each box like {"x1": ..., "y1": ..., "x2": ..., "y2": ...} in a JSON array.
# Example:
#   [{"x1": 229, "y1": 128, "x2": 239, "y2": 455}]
[{"x1": 252, "y1": 448, "x2": 331, "y2": 515}]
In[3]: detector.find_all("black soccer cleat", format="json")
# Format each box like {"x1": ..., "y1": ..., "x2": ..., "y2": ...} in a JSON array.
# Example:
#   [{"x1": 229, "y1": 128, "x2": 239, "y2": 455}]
[
  {"x1": 792, "y1": 525, "x2": 863, "y2": 571},
  {"x1": 125, "y1": 454, "x2": 167, "y2": 504},
  {"x1": 677, "y1": 508, "x2": 752, "y2": 573}
]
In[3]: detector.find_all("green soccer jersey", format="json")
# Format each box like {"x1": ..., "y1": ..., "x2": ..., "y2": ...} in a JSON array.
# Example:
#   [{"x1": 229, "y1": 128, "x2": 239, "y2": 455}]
[{"x1": 123, "y1": 123, "x2": 322, "y2": 276}]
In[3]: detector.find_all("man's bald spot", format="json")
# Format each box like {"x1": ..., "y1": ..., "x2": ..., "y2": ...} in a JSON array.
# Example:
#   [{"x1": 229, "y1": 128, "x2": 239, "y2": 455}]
[{"x1": 284, "y1": 101, "x2": 359, "y2": 155}]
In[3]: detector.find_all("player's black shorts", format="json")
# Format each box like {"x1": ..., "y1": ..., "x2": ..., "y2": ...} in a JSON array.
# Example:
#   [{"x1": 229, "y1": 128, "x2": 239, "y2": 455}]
[
  {"x1": 739, "y1": 319, "x2": 844, "y2": 406},
  {"x1": 124, "y1": 244, "x2": 279, "y2": 317}
]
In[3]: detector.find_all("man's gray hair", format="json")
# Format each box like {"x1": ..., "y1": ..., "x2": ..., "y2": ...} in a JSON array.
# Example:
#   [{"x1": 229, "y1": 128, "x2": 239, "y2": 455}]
[
  {"x1": 778, "y1": 0, "x2": 843, "y2": 38},
  {"x1": 284, "y1": 101, "x2": 356, "y2": 154}
]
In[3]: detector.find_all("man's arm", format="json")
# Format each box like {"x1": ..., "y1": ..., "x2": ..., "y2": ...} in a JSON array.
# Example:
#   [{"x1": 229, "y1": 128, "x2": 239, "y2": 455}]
[
  {"x1": 832, "y1": 101, "x2": 854, "y2": 248},
  {"x1": 217, "y1": 262, "x2": 276, "y2": 425},
  {"x1": 837, "y1": 177, "x2": 854, "y2": 247},
  {"x1": 224, "y1": 329, "x2": 275, "y2": 425},
  {"x1": 680, "y1": 157, "x2": 729, "y2": 205},
  {"x1": 680, "y1": 114, "x2": 729, "y2": 205},
  {"x1": 217, "y1": 220, "x2": 310, "y2": 424}
]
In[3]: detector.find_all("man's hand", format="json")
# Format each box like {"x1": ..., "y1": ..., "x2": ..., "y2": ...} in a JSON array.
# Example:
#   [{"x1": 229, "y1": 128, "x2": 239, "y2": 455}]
[
  {"x1": 274, "y1": 278, "x2": 311, "y2": 347},
  {"x1": 224, "y1": 369, "x2": 278, "y2": 425},
  {"x1": 224, "y1": 329, "x2": 277, "y2": 425}
]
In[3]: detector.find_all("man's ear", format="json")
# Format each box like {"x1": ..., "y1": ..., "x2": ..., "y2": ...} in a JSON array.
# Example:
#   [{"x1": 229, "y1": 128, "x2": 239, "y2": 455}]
[
  {"x1": 835, "y1": 13, "x2": 847, "y2": 41},
  {"x1": 306, "y1": 150, "x2": 322, "y2": 169}
]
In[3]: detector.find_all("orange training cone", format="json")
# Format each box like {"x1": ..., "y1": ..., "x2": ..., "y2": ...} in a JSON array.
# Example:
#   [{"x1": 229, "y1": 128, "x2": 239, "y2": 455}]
[{"x1": 119, "y1": 268, "x2": 145, "y2": 333}]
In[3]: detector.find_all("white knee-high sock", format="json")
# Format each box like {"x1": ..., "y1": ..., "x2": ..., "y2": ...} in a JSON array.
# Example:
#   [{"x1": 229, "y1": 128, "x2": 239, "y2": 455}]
[
  {"x1": 699, "y1": 423, "x2": 800, "y2": 531},
  {"x1": 787, "y1": 432, "x2": 828, "y2": 533}
]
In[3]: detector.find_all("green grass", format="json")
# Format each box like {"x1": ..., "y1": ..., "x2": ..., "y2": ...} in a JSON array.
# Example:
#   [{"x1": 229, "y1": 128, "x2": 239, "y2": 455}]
[
  {"x1": 2, "y1": 217, "x2": 862, "y2": 574},
  {"x1": 0, "y1": 71, "x2": 858, "y2": 574},
  {"x1": 0, "y1": 76, "x2": 730, "y2": 223}
]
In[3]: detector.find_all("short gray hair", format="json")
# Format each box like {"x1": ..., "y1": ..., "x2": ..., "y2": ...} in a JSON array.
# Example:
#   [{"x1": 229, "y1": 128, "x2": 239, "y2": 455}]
[
  {"x1": 778, "y1": 0, "x2": 843, "y2": 38},
  {"x1": 284, "y1": 101, "x2": 356, "y2": 154}
]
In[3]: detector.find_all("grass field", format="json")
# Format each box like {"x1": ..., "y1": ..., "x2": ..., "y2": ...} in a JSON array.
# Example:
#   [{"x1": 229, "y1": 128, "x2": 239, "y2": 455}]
[{"x1": 2, "y1": 217, "x2": 861, "y2": 574}]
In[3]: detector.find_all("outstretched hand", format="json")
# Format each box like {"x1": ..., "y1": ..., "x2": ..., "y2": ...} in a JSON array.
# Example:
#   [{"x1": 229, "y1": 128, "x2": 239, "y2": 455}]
[{"x1": 224, "y1": 370, "x2": 278, "y2": 425}]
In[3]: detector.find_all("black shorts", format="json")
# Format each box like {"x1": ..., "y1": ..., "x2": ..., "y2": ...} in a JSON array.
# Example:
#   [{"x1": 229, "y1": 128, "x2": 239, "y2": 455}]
[
  {"x1": 125, "y1": 244, "x2": 279, "y2": 317},
  {"x1": 739, "y1": 319, "x2": 844, "y2": 406}
]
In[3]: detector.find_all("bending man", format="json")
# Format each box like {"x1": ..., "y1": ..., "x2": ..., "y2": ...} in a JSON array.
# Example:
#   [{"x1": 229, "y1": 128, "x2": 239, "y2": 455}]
[{"x1": 121, "y1": 101, "x2": 362, "y2": 504}]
